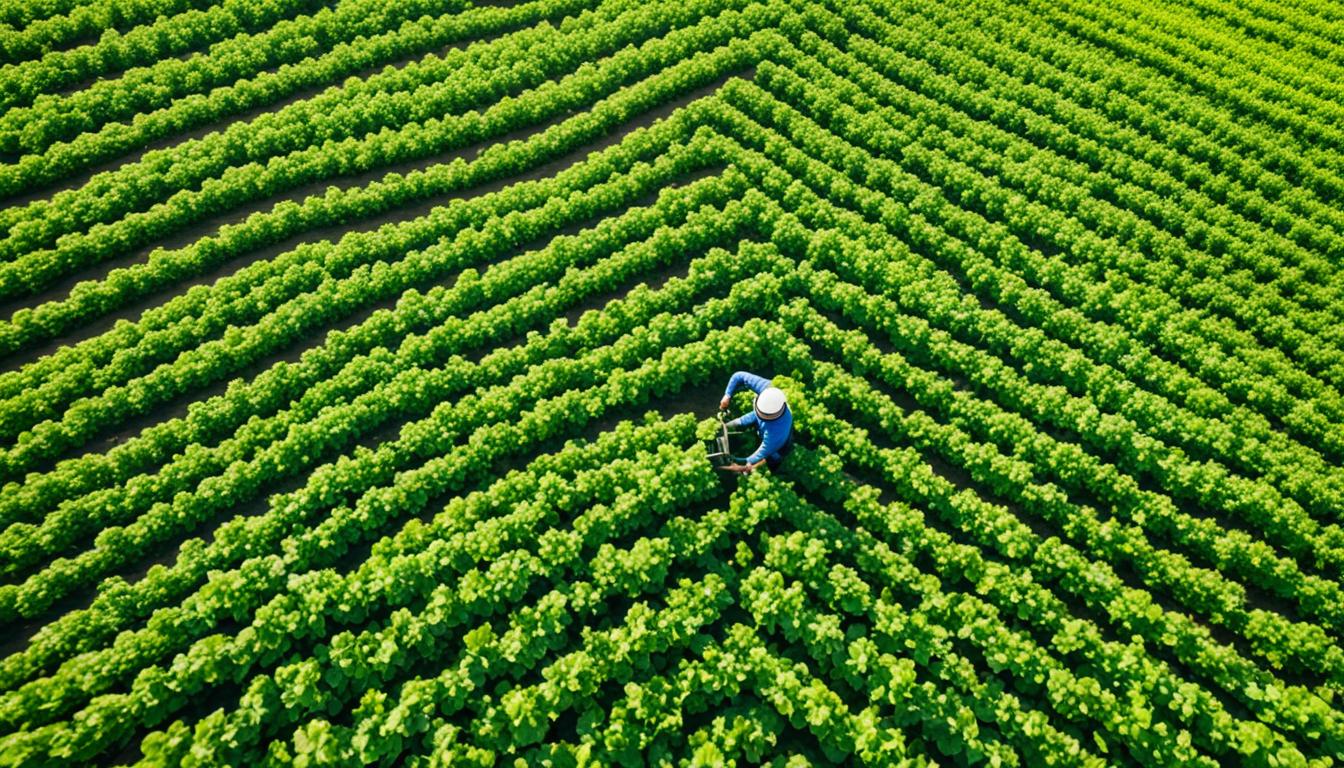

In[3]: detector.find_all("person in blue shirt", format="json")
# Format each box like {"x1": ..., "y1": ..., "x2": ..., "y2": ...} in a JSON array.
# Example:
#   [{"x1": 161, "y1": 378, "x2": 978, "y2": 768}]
[{"x1": 716, "y1": 370, "x2": 794, "y2": 474}]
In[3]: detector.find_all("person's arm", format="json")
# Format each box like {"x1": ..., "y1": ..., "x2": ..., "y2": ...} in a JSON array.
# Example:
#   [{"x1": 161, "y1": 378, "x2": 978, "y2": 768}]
[
  {"x1": 726, "y1": 411, "x2": 759, "y2": 429},
  {"x1": 741, "y1": 421, "x2": 789, "y2": 467},
  {"x1": 722, "y1": 370, "x2": 771, "y2": 400},
  {"x1": 724, "y1": 455, "x2": 770, "y2": 474},
  {"x1": 719, "y1": 412, "x2": 759, "y2": 471}
]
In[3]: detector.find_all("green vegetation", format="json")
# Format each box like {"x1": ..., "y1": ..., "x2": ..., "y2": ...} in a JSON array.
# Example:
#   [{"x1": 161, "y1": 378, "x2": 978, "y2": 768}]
[{"x1": 1, "y1": 0, "x2": 1342, "y2": 764}]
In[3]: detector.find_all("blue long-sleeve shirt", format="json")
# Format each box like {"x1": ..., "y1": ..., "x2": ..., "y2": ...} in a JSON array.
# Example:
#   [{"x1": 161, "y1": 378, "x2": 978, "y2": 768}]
[{"x1": 723, "y1": 371, "x2": 793, "y2": 464}]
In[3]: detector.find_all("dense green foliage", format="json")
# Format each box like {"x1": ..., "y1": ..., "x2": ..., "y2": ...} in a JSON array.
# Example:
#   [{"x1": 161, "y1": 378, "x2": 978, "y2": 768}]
[{"x1": 1, "y1": 0, "x2": 1342, "y2": 764}]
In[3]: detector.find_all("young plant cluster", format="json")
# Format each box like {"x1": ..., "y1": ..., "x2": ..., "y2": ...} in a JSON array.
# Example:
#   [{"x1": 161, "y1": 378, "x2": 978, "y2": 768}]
[{"x1": 1, "y1": 0, "x2": 1342, "y2": 765}]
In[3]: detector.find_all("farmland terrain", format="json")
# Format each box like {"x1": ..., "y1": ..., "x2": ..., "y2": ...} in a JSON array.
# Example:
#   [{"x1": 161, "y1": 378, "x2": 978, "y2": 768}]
[{"x1": 1, "y1": 0, "x2": 1343, "y2": 765}]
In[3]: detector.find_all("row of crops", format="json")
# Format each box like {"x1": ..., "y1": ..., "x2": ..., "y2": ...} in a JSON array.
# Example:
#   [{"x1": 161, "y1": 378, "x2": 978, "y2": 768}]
[{"x1": 1, "y1": 0, "x2": 1342, "y2": 764}]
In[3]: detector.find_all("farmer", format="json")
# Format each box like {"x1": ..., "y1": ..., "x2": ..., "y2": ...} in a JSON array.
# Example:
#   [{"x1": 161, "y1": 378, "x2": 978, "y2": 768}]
[{"x1": 716, "y1": 370, "x2": 794, "y2": 474}]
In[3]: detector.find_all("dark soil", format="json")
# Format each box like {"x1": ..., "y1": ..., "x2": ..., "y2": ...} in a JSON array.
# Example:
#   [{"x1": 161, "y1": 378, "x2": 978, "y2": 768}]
[
  {"x1": 0, "y1": 66, "x2": 750, "y2": 378},
  {"x1": 5, "y1": 0, "x2": 553, "y2": 206},
  {"x1": 0, "y1": 56, "x2": 757, "y2": 686},
  {"x1": 35, "y1": 159, "x2": 730, "y2": 480},
  {"x1": 0, "y1": 469, "x2": 310, "y2": 664}
]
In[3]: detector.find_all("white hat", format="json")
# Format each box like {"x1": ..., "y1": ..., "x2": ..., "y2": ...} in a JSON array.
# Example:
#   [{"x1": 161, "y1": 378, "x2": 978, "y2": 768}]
[{"x1": 754, "y1": 387, "x2": 787, "y2": 421}]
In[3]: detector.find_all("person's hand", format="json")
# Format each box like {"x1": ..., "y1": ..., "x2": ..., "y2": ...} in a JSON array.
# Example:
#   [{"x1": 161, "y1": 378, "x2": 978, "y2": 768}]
[
  {"x1": 719, "y1": 395, "x2": 731, "y2": 410},
  {"x1": 716, "y1": 463, "x2": 745, "y2": 473},
  {"x1": 741, "y1": 463, "x2": 756, "y2": 475}
]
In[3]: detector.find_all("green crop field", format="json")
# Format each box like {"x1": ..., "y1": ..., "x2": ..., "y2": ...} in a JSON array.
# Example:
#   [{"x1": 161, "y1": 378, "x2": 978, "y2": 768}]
[{"x1": 1, "y1": 0, "x2": 1342, "y2": 765}]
